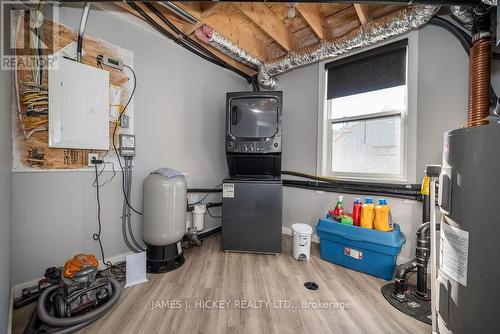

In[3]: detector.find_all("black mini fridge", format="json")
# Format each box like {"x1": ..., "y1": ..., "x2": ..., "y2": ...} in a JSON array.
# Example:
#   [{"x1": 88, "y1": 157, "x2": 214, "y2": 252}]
[{"x1": 221, "y1": 178, "x2": 282, "y2": 254}]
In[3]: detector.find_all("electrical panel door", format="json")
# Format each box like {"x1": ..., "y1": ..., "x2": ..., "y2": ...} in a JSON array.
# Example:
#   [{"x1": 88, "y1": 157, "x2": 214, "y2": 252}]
[{"x1": 49, "y1": 57, "x2": 109, "y2": 150}]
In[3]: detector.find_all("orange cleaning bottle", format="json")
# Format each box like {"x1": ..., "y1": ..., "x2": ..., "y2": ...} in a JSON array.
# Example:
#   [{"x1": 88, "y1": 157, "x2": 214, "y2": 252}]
[
  {"x1": 374, "y1": 199, "x2": 393, "y2": 232},
  {"x1": 360, "y1": 197, "x2": 375, "y2": 229}
]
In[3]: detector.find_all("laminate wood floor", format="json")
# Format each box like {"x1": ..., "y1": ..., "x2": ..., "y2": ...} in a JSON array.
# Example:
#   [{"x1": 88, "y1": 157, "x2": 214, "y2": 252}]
[{"x1": 12, "y1": 235, "x2": 430, "y2": 334}]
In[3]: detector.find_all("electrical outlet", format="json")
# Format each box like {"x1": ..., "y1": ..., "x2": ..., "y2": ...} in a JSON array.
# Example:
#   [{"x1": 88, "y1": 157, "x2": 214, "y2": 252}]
[{"x1": 88, "y1": 153, "x2": 100, "y2": 166}]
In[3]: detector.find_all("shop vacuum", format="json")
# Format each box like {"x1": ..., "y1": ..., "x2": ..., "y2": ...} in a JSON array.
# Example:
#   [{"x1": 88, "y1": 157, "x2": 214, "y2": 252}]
[{"x1": 23, "y1": 254, "x2": 121, "y2": 334}]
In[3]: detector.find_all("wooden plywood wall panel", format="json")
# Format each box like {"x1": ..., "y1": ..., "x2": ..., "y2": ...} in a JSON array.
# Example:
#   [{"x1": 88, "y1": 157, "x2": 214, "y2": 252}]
[{"x1": 13, "y1": 16, "x2": 133, "y2": 171}]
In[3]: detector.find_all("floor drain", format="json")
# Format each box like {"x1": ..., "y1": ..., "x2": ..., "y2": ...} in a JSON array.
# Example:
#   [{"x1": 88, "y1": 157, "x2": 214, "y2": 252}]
[{"x1": 304, "y1": 282, "x2": 319, "y2": 290}]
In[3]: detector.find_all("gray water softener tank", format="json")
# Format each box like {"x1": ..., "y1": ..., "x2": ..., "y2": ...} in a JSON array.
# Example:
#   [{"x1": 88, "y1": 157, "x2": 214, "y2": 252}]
[{"x1": 143, "y1": 173, "x2": 187, "y2": 273}]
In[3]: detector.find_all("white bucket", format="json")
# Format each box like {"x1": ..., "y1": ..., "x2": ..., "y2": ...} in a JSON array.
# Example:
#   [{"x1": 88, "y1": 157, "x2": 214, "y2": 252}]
[
  {"x1": 192, "y1": 204, "x2": 206, "y2": 232},
  {"x1": 291, "y1": 223, "x2": 313, "y2": 261}
]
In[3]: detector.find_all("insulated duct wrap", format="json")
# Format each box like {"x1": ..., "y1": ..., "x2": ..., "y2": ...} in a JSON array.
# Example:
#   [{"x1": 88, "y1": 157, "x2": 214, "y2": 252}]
[
  {"x1": 258, "y1": 5, "x2": 439, "y2": 89},
  {"x1": 482, "y1": 0, "x2": 497, "y2": 6},
  {"x1": 195, "y1": 25, "x2": 262, "y2": 70},
  {"x1": 450, "y1": 6, "x2": 475, "y2": 29}
]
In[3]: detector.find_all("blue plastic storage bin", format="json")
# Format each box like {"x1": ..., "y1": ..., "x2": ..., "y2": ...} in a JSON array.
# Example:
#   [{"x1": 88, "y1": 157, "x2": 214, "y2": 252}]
[{"x1": 316, "y1": 216, "x2": 406, "y2": 280}]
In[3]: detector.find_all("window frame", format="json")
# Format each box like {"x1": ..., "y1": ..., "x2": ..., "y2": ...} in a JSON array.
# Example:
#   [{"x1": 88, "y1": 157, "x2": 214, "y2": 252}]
[{"x1": 317, "y1": 32, "x2": 418, "y2": 183}]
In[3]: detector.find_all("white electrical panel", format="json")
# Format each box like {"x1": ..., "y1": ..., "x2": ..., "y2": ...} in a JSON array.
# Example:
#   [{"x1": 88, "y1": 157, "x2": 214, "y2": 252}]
[{"x1": 48, "y1": 57, "x2": 110, "y2": 150}]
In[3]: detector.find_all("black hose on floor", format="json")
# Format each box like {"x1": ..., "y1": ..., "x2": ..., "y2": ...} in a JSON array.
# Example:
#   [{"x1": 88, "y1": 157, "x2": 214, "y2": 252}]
[{"x1": 36, "y1": 278, "x2": 121, "y2": 333}]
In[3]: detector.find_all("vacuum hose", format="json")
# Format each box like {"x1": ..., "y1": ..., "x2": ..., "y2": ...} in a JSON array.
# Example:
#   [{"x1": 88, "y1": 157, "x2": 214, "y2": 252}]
[{"x1": 36, "y1": 277, "x2": 121, "y2": 333}]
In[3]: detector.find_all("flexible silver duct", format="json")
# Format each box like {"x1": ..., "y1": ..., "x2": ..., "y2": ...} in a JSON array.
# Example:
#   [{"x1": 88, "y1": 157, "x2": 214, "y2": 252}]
[
  {"x1": 482, "y1": 0, "x2": 497, "y2": 6},
  {"x1": 195, "y1": 25, "x2": 262, "y2": 70},
  {"x1": 450, "y1": 6, "x2": 474, "y2": 29},
  {"x1": 193, "y1": 5, "x2": 438, "y2": 89},
  {"x1": 258, "y1": 5, "x2": 439, "y2": 89}
]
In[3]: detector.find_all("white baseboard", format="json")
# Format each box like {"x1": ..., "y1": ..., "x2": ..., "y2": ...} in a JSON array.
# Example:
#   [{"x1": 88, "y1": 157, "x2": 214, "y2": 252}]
[
  {"x1": 13, "y1": 251, "x2": 133, "y2": 299},
  {"x1": 13, "y1": 278, "x2": 42, "y2": 301},
  {"x1": 282, "y1": 226, "x2": 320, "y2": 243}
]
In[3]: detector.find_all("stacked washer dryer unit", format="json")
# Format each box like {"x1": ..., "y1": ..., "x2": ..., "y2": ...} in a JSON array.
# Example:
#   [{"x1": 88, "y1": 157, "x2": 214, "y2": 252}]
[
  {"x1": 222, "y1": 91, "x2": 283, "y2": 254},
  {"x1": 430, "y1": 7, "x2": 500, "y2": 334}
]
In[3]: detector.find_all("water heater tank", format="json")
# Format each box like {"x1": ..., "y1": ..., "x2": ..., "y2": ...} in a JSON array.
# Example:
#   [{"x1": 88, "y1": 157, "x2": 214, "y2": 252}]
[
  {"x1": 142, "y1": 173, "x2": 186, "y2": 273},
  {"x1": 436, "y1": 125, "x2": 500, "y2": 333}
]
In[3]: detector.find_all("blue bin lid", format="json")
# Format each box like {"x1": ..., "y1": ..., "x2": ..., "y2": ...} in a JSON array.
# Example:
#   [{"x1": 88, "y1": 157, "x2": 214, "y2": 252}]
[{"x1": 316, "y1": 215, "x2": 406, "y2": 248}]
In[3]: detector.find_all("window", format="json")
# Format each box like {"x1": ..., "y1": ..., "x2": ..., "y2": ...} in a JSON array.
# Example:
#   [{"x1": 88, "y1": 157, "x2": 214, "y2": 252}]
[{"x1": 321, "y1": 39, "x2": 409, "y2": 181}]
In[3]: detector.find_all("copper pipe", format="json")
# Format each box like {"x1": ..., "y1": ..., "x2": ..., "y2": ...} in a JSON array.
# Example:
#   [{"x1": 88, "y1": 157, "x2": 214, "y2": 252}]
[{"x1": 467, "y1": 37, "x2": 492, "y2": 127}]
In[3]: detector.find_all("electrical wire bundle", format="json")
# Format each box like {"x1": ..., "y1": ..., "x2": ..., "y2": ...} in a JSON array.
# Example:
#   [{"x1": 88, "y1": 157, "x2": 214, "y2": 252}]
[
  {"x1": 102, "y1": 62, "x2": 146, "y2": 253},
  {"x1": 21, "y1": 82, "x2": 48, "y2": 138},
  {"x1": 21, "y1": 82, "x2": 48, "y2": 116},
  {"x1": 91, "y1": 163, "x2": 128, "y2": 283},
  {"x1": 14, "y1": 6, "x2": 49, "y2": 139},
  {"x1": 127, "y1": 2, "x2": 252, "y2": 82},
  {"x1": 111, "y1": 64, "x2": 143, "y2": 216}
]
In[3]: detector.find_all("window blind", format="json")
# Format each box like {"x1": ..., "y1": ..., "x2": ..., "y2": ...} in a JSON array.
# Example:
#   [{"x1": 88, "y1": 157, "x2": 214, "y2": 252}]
[{"x1": 326, "y1": 39, "x2": 407, "y2": 100}]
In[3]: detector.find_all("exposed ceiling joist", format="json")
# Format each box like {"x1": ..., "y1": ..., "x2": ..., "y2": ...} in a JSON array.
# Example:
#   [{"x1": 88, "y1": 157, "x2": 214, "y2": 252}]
[
  {"x1": 200, "y1": 2, "x2": 220, "y2": 19},
  {"x1": 115, "y1": 2, "x2": 256, "y2": 76},
  {"x1": 296, "y1": 3, "x2": 331, "y2": 40},
  {"x1": 184, "y1": 21, "x2": 204, "y2": 36},
  {"x1": 115, "y1": 1, "x2": 409, "y2": 79},
  {"x1": 172, "y1": 2, "x2": 269, "y2": 61},
  {"x1": 234, "y1": 2, "x2": 298, "y2": 52},
  {"x1": 353, "y1": 4, "x2": 371, "y2": 25}
]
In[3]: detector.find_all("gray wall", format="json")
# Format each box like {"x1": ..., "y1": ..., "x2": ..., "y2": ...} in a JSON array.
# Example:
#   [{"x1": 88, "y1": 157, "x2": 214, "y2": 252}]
[
  {"x1": 416, "y1": 25, "x2": 468, "y2": 181},
  {"x1": 279, "y1": 24, "x2": 476, "y2": 262},
  {"x1": 11, "y1": 7, "x2": 500, "y2": 286},
  {"x1": 0, "y1": 64, "x2": 12, "y2": 332},
  {"x1": 11, "y1": 6, "x2": 248, "y2": 285}
]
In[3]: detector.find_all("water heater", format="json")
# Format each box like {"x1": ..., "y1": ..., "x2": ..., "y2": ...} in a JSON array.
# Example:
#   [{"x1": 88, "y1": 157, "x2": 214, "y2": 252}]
[
  {"x1": 143, "y1": 172, "x2": 186, "y2": 273},
  {"x1": 435, "y1": 125, "x2": 500, "y2": 333}
]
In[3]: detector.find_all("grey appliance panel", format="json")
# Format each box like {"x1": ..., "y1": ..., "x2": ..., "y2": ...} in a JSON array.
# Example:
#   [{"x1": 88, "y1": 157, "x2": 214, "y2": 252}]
[
  {"x1": 222, "y1": 179, "x2": 282, "y2": 254},
  {"x1": 438, "y1": 125, "x2": 500, "y2": 334},
  {"x1": 226, "y1": 91, "x2": 282, "y2": 155},
  {"x1": 229, "y1": 97, "x2": 279, "y2": 139}
]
